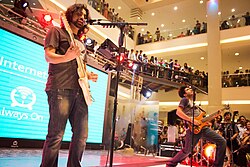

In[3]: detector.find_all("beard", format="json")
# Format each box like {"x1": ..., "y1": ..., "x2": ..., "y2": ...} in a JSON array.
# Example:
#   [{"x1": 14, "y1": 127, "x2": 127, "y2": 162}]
[{"x1": 72, "y1": 18, "x2": 86, "y2": 28}]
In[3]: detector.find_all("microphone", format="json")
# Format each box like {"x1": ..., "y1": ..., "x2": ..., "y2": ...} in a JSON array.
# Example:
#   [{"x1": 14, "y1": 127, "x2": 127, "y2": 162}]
[
  {"x1": 87, "y1": 19, "x2": 105, "y2": 25},
  {"x1": 174, "y1": 75, "x2": 189, "y2": 81}
]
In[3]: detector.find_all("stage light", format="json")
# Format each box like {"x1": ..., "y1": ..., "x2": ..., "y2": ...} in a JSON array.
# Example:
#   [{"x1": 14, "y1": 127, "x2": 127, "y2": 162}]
[
  {"x1": 10, "y1": 0, "x2": 33, "y2": 18},
  {"x1": 39, "y1": 14, "x2": 53, "y2": 28},
  {"x1": 132, "y1": 64, "x2": 138, "y2": 70},
  {"x1": 43, "y1": 14, "x2": 52, "y2": 22},
  {"x1": 117, "y1": 53, "x2": 125, "y2": 63},
  {"x1": 128, "y1": 61, "x2": 134, "y2": 68},
  {"x1": 85, "y1": 38, "x2": 95, "y2": 52},
  {"x1": 86, "y1": 38, "x2": 93, "y2": 45},
  {"x1": 140, "y1": 86, "x2": 152, "y2": 99}
]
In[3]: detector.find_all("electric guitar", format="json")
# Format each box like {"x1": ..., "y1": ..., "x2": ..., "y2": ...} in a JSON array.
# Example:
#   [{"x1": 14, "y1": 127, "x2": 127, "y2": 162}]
[
  {"x1": 60, "y1": 11, "x2": 93, "y2": 105},
  {"x1": 188, "y1": 105, "x2": 230, "y2": 134}
]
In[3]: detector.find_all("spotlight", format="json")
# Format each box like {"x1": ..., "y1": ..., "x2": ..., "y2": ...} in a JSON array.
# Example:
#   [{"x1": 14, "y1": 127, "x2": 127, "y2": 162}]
[
  {"x1": 43, "y1": 14, "x2": 52, "y2": 22},
  {"x1": 86, "y1": 38, "x2": 93, "y2": 45},
  {"x1": 117, "y1": 53, "x2": 125, "y2": 63},
  {"x1": 84, "y1": 38, "x2": 95, "y2": 52},
  {"x1": 11, "y1": 0, "x2": 33, "y2": 18},
  {"x1": 132, "y1": 63, "x2": 138, "y2": 70},
  {"x1": 128, "y1": 61, "x2": 134, "y2": 68},
  {"x1": 127, "y1": 60, "x2": 138, "y2": 70},
  {"x1": 140, "y1": 86, "x2": 152, "y2": 99},
  {"x1": 39, "y1": 14, "x2": 53, "y2": 28}
]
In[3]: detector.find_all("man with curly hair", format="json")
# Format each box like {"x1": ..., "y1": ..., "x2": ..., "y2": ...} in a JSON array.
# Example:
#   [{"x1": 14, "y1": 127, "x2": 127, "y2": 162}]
[{"x1": 40, "y1": 4, "x2": 98, "y2": 167}]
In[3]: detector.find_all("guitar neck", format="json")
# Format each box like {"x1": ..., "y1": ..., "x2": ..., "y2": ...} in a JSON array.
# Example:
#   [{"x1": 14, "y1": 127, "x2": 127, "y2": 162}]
[
  {"x1": 60, "y1": 12, "x2": 86, "y2": 72},
  {"x1": 201, "y1": 106, "x2": 228, "y2": 123},
  {"x1": 202, "y1": 111, "x2": 219, "y2": 123}
]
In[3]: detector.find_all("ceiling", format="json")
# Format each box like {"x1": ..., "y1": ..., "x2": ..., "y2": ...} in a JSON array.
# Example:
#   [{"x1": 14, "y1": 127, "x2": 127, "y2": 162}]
[
  {"x1": 121, "y1": 0, "x2": 186, "y2": 11},
  {"x1": 1, "y1": 0, "x2": 249, "y2": 74},
  {"x1": 109, "y1": 0, "x2": 250, "y2": 34}
]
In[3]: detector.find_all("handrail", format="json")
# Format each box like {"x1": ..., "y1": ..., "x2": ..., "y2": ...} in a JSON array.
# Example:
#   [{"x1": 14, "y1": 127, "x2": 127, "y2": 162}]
[{"x1": 0, "y1": 4, "x2": 46, "y2": 38}]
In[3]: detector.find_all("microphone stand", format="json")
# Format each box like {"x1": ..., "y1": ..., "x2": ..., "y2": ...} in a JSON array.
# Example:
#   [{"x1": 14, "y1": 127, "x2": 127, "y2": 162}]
[
  {"x1": 91, "y1": 21, "x2": 147, "y2": 167},
  {"x1": 178, "y1": 79, "x2": 208, "y2": 167}
]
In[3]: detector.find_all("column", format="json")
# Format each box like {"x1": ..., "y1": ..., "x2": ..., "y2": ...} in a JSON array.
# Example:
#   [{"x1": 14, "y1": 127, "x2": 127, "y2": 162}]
[{"x1": 206, "y1": 0, "x2": 222, "y2": 112}]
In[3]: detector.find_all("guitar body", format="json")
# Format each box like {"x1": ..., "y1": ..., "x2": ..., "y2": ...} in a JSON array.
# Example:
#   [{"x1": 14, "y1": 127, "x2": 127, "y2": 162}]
[
  {"x1": 188, "y1": 112, "x2": 209, "y2": 134},
  {"x1": 77, "y1": 58, "x2": 92, "y2": 106}
]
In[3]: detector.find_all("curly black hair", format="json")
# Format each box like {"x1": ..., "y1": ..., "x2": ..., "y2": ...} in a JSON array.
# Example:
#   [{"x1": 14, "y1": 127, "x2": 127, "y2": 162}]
[
  {"x1": 178, "y1": 85, "x2": 187, "y2": 98},
  {"x1": 64, "y1": 4, "x2": 89, "y2": 25}
]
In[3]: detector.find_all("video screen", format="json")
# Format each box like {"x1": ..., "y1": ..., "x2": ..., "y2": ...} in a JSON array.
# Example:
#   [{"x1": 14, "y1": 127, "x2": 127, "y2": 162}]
[{"x1": 0, "y1": 28, "x2": 108, "y2": 143}]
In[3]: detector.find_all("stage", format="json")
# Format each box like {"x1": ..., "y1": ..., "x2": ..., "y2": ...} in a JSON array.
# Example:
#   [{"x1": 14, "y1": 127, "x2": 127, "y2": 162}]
[{"x1": 0, "y1": 148, "x2": 190, "y2": 167}]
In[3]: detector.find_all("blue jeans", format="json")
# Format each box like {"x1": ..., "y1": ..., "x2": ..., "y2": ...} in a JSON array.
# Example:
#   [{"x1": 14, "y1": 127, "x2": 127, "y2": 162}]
[
  {"x1": 167, "y1": 128, "x2": 227, "y2": 167},
  {"x1": 40, "y1": 89, "x2": 88, "y2": 167}
]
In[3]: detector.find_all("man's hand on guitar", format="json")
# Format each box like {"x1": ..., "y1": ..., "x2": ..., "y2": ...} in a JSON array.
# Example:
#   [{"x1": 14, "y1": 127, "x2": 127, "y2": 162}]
[
  {"x1": 87, "y1": 72, "x2": 98, "y2": 82},
  {"x1": 193, "y1": 119, "x2": 202, "y2": 126},
  {"x1": 65, "y1": 42, "x2": 81, "y2": 60}
]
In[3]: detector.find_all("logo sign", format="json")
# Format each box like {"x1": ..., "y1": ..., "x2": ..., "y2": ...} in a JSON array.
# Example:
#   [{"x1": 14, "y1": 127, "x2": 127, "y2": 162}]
[{"x1": 10, "y1": 86, "x2": 36, "y2": 110}]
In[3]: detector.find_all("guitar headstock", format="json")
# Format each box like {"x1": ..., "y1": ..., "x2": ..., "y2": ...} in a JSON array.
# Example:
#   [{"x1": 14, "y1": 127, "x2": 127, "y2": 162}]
[
  {"x1": 223, "y1": 104, "x2": 230, "y2": 111},
  {"x1": 216, "y1": 104, "x2": 230, "y2": 115},
  {"x1": 59, "y1": 11, "x2": 74, "y2": 43}
]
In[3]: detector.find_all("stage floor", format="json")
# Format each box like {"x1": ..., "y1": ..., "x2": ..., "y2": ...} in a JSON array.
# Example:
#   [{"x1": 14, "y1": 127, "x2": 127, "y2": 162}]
[{"x1": 0, "y1": 148, "x2": 189, "y2": 167}]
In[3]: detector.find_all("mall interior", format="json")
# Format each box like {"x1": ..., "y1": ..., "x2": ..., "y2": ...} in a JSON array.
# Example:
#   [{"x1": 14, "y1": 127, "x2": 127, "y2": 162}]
[{"x1": 0, "y1": 0, "x2": 250, "y2": 166}]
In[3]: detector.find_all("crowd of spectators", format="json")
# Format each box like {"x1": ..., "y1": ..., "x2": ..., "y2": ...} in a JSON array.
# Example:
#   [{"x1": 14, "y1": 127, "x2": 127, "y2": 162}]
[
  {"x1": 137, "y1": 19, "x2": 207, "y2": 45},
  {"x1": 125, "y1": 49, "x2": 208, "y2": 89},
  {"x1": 87, "y1": 0, "x2": 135, "y2": 39},
  {"x1": 137, "y1": 12, "x2": 250, "y2": 45},
  {"x1": 222, "y1": 69, "x2": 250, "y2": 87}
]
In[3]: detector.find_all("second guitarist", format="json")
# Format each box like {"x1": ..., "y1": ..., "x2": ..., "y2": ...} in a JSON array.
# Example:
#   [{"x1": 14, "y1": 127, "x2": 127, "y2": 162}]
[{"x1": 166, "y1": 86, "x2": 227, "y2": 167}]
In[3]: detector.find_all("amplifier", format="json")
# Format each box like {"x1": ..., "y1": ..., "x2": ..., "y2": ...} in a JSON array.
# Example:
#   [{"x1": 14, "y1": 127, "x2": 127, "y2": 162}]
[{"x1": 159, "y1": 144, "x2": 182, "y2": 157}]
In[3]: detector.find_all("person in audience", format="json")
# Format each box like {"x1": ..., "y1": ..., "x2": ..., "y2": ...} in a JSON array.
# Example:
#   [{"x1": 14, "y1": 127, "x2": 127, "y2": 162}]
[
  {"x1": 242, "y1": 11, "x2": 250, "y2": 26},
  {"x1": 168, "y1": 59, "x2": 174, "y2": 80},
  {"x1": 177, "y1": 32, "x2": 185, "y2": 38},
  {"x1": 173, "y1": 60, "x2": 181, "y2": 80},
  {"x1": 111, "y1": 8, "x2": 116, "y2": 22},
  {"x1": 201, "y1": 22, "x2": 207, "y2": 33},
  {"x1": 137, "y1": 50, "x2": 143, "y2": 62},
  {"x1": 222, "y1": 112, "x2": 240, "y2": 164},
  {"x1": 160, "y1": 126, "x2": 168, "y2": 143},
  {"x1": 230, "y1": 15, "x2": 238, "y2": 28},
  {"x1": 236, "y1": 120, "x2": 250, "y2": 167},
  {"x1": 237, "y1": 115, "x2": 247, "y2": 139},
  {"x1": 221, "y1": 20, "x2": 230, "y2": 30},
  {"x1": 181, "y1": 63, "x2": 190, "y2": 74},
  {"x1": 103, "y1": 3, "x2": 108, "y2": 18},
  {"x1": 195, "y1": 20, "x2": 201, "y2": 34},
  {"x1": 155, "y1": 27, "x2": 161, "y2": 41},
  {"x1": 108, "y1": 8, "x2": 112, "y2": 21},
  {"x1": 137, "y1": 33, "x2": 144, "y2": 45}
]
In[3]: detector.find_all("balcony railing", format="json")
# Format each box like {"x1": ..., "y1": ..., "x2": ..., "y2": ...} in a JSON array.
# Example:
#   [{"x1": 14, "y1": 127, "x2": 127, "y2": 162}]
[{"x1": 222, "y1": 73, "x2": 250, "y2": 88}]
